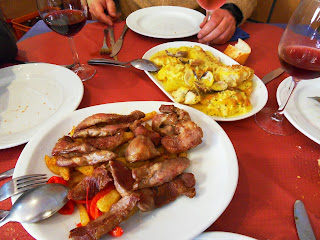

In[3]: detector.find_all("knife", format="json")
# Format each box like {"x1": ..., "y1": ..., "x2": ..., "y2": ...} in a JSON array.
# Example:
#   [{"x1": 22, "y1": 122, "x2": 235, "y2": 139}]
[
  {"x1": 294, "y1": 200, "x2": 316, "y2": 240},
  {"x1": 262, "y1": 67, "x2": 284, "y2": 84},
  {"x1": 107, "y1": 26, "x2": 117, "y2": 61},
  {"x1": 110, "y1": 24, "x2": 129, "y2": 58},
  {"x1": 0, "y1": 168, "x2": 14, "y2": 180}
]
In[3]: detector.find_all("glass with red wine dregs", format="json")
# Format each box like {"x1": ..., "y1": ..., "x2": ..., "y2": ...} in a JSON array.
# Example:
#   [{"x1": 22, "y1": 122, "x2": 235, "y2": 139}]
[
  {"x1": 36, "y1": 0, "x2": 96, "y2": 81},
  {"x1": 255, "y1": 0, "x2": 320, "y2": 136}
]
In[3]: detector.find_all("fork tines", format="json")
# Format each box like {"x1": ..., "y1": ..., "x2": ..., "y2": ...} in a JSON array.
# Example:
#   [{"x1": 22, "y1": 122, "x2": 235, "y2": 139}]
[{"x1": 99, "y1": 28, "x2": 111, "y2": 55}]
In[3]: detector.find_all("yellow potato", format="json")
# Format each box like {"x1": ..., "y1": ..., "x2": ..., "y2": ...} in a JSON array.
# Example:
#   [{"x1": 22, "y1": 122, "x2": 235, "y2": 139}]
[
  {"x1": 76, "y1": 203, "x2": 90, "y2": 226},
  {"x1": 75, "y1": 166, "x2": 94, "y2": 176},
  {"x1": 141, "y1": 111, "x2": 157, "y2": 122},
  {"x1": 67, "y1": 171, "x2": 85, "y2": 188},
  {"x1": 97, "y1": 189, "x2": 121, "y2": 213},
  {"x1": 45, "y1": 155, "x2": 70, "y2": 181}
]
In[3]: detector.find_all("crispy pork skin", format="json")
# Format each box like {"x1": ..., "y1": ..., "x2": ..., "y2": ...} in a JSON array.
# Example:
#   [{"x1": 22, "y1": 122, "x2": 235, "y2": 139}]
[
  {"x1": 56, "y1": 150, "x2": 117, "y2": 167},
  {"x1": 132, "y1": 157, "x2": 190, "y2": 189},
  {"x1": 68, "y1": 165, "x2": 113, "y2": 200},
  {"x1": 52, "y1": 136, "x2": 96, "y2": 157},
  {"x1": 137, "y1": 172, "x2": 196, "y2": 211},
  {"x1": 109, "y1": 160, "x2": 135, "y2": 197},
  {"x1": 125, "y1": 135, "x2": 161, "y2": 162},
  {"x1": 69, "y1": 193, "x2": 140, "y2": 240},
  {"x1": 74, "y1": 110, "x2": 145, "y2": 133}
]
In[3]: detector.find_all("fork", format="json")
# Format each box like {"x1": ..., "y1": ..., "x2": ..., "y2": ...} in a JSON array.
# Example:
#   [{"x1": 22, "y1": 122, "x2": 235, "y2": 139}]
[
  {"x1": 0, "y1": 174, "x2": 47, "y2": 201},
  {"x1": 99, "y1": 28, "x2": 110, "y2": 55},
  {"x1": 308, "y1": 96, "x2": 320, "y2": 103}
]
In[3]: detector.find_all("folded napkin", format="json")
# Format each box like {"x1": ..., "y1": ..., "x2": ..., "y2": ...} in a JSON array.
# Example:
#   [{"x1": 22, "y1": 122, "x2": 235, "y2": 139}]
[{"x1": 229, "y1": 27, "x2": 249, "y2": 42}]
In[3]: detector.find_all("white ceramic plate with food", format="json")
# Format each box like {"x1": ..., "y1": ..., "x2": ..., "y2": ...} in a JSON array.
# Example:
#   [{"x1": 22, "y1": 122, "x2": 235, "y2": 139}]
[
  {"x1": 142, "y1": 41, "x2": 268, "y2": 121},
  {"x1": 0, "y1": 63, "x2": 83, "y2": 149},
  {"x1": 194, "y1": 232, "x2": 257, "y2": 240},
  {"x1": 13, "y1": 101, "x2": 238, "y2": 240},
  {"x1": 126, "y1": 6, "x2": 205, "y2": 39},
  {"x1": 277, "y1": 77, "x2": 320, "y2": 144}
]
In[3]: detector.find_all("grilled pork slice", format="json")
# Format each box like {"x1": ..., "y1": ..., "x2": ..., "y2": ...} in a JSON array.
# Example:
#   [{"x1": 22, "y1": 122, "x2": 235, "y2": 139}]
[
  {"x1": 69, "y1": 193, "x2": 140, "y2": 240},
  {"x1": 68, "y1": 165, "x2": 113, "y2": 200},
  {"x1": 125, "y1": 135, "x2": 161, "y2": 162},
  {"x1": 130, "y1": 120, "x2": 161, "y2": 146},
  {"x1": 72, "y1": 122, "x2": 132, "y2": 138},
  {"x1": 132, "y1": 157, "x2": 190, "y2": 189},
  {"x1": 137, "y1": 172, "x2": 196, "y2": 212},
  {"x1": 83, "y1": 131, "x2": 134, "y2": 151},
  {"x1": 109, "y1": 160, "x2": 135, "y2": 197},
  {"x1": 56, "y1": 150, "x2": 117, "y2": 167},
  {"x1": 52, "y1": 136, "x2": 97, "y2": 157},
  {"x1": 73, "y1": 110, "x2": 145, "y2": 133}
]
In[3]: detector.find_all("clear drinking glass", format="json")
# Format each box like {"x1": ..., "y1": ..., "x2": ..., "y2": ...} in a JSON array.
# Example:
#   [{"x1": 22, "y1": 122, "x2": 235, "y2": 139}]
[
  {"x1": 196, "y1": 0, "x2": 226, "y2": 25},
  {"x1": 36, "y1": 0, "x2": 96, "y2": 81},
  {"x1": 255, "y1": 0, "x2": 320, "y2": 136}
]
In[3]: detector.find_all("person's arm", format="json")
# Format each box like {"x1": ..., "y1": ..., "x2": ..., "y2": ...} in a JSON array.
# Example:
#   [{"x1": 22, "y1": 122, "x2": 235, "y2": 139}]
[
  {"x1": 197, "y1": 0, "x2": 257, "y2": 45},
  {"x1": 0, "y1": 20, "x2": 18, "y2": 63}
]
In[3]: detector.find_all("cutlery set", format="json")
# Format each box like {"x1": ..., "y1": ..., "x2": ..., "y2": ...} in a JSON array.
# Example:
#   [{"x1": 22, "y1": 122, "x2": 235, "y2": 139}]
[{"x1": 99, "y1": 24, "x2": 128, "y2": 61}]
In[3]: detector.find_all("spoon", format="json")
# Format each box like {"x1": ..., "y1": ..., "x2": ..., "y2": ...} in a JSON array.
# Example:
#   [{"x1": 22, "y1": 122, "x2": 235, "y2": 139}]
[
  {"x1": 87, "y1": 58, "x2": 160, "y2": 72},
  {"x1": 0, "y1": 183, "x2": 68, "y2": 227}
]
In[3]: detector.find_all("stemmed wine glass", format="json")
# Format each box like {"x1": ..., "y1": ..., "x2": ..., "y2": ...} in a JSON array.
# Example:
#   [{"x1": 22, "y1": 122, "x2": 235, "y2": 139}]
[
  {"x1": 255, "y1": 0, "x2": 320, "y2": 136},
  {"x1": 196, "y1": 0, "x2": 226, "y2": 26},
  {"x1": 36, "y1": 0, "x2": 96, "y2": 81}
]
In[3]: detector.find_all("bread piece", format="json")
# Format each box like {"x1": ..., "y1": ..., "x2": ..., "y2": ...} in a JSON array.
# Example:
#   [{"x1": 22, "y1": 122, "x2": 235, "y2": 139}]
[{"x1": 223, "y1": 39, "x2": 251, "y2": 65}]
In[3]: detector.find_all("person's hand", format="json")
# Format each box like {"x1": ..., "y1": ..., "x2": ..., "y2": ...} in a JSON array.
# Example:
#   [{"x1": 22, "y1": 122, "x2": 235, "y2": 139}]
[
  {"x1": 197, "y1": 8, "x2": 236, "y2": 45},
  {"x1": 88, "y1": 0, "x2": 121, "y2": 25}
]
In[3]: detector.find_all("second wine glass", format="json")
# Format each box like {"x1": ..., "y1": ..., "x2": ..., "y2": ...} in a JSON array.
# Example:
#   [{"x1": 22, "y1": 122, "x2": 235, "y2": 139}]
[
  {"x1": 197, "y1": 0, "x2": 226, "y2": 24},
  {"x1": 255, "y1": 0, "x2": 320, "y2": 135},
  {"x1": 36, "y1": 0, "x2": 96, "y2": 81}
]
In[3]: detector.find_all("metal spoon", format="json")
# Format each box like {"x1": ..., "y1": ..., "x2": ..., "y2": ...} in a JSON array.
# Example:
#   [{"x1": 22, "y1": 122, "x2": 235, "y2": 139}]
[
  {"x1": 87, "y1": 58, "x2": 160, "y2": 72},
  {"x1": 0, "y1": 183, "x2": 68, "y2": 227}
]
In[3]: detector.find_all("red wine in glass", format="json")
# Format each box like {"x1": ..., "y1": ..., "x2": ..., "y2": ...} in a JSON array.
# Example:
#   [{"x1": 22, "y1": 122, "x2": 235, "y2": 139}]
[
  {"x1": 37, "y1": 0, "x2": 96, "y2": 81},
  {"x1": 278, "y1": 45, "x2": 320, "y2": 79},
  {"x1": 43, "y1": 9, "x2": 86, "y2": 37}
]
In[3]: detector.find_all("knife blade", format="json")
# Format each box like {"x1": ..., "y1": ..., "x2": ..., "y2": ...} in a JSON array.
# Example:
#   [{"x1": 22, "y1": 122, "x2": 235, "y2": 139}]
[
  {"x1": 110, "y1": 24, "x2": 129, "y2": 58},
  {"x1": 107, "y1": 26, "x2": 117, "y2": 61},
  {"x1": 262, "y1": 67, "x2": 284, "y2": 84},
  {"x1": 294, "y1": 200, "x2": 316, "y2": 240}
]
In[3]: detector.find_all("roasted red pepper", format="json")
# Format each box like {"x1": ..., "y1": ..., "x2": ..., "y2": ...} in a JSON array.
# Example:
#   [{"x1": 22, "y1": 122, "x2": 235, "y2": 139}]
[
  {"x1": 109, "y1": 226, "x2": 124, "y2": 237},
  {"x1": 58, "y1": 199, "x2": 75, "y2": 215},
  {"x1": 89, "y1": 182, "x2": 115, "y2": 220},
  {"x1": 47, "y1": 176, "x2": 67, "y2": 185}
]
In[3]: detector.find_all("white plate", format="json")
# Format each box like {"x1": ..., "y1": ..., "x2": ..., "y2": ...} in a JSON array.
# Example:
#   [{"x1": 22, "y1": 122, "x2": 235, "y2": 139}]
[
  {"x1": 194, "y1": 232, "x2": 257, "y2": 240},
  {"x1": 126, "y1": 6, "x2": 205, "y2": 39},
  {"x1": 13, "y1": 101, "x2": 238, "y2": 240},
  {"x1": 0, "y1": 63, "x2": 83, "y2": 149},
  {"x1": 277, "y1": 77, "x2": 320, "y2": 144},
  {"x1": 142, "y1": 41, "x2": 268, "y2": 121}
]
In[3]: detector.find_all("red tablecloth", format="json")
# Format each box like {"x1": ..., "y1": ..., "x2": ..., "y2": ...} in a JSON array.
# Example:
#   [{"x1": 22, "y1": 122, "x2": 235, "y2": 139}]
[{"x1": 0, "y1": 21, "x2": 319, "y2": 240}]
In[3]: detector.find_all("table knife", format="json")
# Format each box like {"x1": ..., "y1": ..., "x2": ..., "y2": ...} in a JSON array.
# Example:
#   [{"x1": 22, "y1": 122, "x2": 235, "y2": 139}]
[
  {"x1": 110, "y1": 24, "x2": 129, "y2": 58},
  {"x1": 0, "y1": 168, "x2": 14, "y2": 180},
  {"x1": 262, "y1": 67, "x2": 284, "y2": 84},
  {"x1": 294, "y1": 200, "x2": 316, "y2": 240},
  {"x1": 107, "y1": 26, "x2": 117, "y2": 61}
]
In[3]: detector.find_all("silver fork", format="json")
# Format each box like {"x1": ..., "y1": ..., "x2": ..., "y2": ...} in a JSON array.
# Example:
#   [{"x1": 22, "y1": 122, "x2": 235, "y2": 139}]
[
  {"x1": 0, "y1": 174, "x2": 47, "y2": 201},
  {"x1": 99, "y1": 28, "x2": 110, "y2": 55}
]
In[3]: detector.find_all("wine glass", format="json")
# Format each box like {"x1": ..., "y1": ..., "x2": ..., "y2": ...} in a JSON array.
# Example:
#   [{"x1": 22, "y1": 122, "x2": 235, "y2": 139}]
[
  {"x1": 36, "y1": 0, "x2": 96, "y2": 81},
  {"x1": 255, "y1": 0, "x2": 320, "y2": 136},
  {"x1": 197, "y1": 0, "x2": 226, "y2": 25}
]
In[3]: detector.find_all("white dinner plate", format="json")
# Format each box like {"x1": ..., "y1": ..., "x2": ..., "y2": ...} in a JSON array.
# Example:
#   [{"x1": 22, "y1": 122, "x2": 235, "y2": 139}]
[
  {"x1": 142, "y1": 41, "x2": 268, "y2": 121},
  {"x1": 277, "y1": 77, "x2": 320, "y2": 144},
  {"x1": 13, "y1": 101, "x2": 238, "y2": 240},
  {"x1": 0, "y1": 63, "x2": 83, "y2": 149},
  {"x1": 126, "y1": 6, "x2": 205, "y2": 39},
  {"x1": 194, "y1": 232, "x2": 257, "y2": 240}
]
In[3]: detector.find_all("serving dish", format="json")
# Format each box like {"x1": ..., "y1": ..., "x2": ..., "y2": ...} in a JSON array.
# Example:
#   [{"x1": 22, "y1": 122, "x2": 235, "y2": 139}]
[
  {"x1": 13, "y1": 101, "x2": 238, "y2": 240},
  {"x1": 142, "y1": 41, "x2": 268, "y2": 121},
  {"x1": 0, "y1": 63, "x2": 83, "y2": 149}
]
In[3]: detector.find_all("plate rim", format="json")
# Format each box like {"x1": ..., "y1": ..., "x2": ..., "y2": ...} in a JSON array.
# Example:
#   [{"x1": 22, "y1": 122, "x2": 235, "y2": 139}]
[
  {"x1": 126, "y1": 6, "x2": 205, "y2": 39},
  {"x1": 13, "y1": 100, "x2": 239, "y2": 240},
  {"x1": 0, "y1": 63, "x2": 84, "y2": 149},
  {"x1": 142, "y1": 41, "x2": 268, "y2": 121}
]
